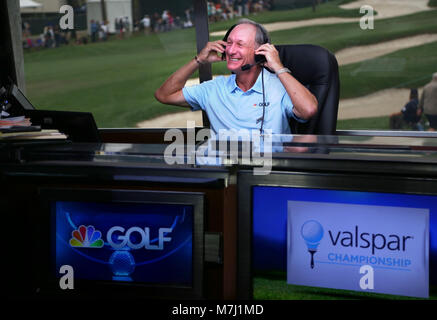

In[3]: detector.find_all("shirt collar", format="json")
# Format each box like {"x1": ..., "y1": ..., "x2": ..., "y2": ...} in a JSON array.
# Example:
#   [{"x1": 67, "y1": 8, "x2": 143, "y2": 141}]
[{"x1": 226, "y1": 70, "x2": 267, "y2": 94}]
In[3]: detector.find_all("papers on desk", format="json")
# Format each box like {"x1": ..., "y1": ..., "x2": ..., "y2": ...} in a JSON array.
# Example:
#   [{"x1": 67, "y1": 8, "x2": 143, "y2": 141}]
[
  {"x1": 0, "y1": 129, "x2": 67, "y2": 140},
  {"x1": 0, "y1": 116, "x2": 32, "y2": 129}
]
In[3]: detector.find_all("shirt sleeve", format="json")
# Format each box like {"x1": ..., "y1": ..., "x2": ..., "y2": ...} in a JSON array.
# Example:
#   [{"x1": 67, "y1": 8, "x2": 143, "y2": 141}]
[
  {"x1": 182, "y1": 79, "x2": 217, "y2": 111},
  {"x1": 281, "y1": 91, "x2": 308, "y2": 123},
  {"x1": 182, "y1": 85, "x2": 204, "y2": 111}
]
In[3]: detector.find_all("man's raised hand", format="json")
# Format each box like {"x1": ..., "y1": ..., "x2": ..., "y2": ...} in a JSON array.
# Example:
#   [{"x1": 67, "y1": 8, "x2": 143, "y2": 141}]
[{"x1": 196, "y1": 40, "x2": 227, "y2": 64}]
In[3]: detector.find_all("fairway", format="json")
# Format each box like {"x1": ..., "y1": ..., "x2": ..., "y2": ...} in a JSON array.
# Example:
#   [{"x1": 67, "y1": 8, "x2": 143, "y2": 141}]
[
  {"x1": 23, "y1": 1, "x2": 437, "y2": 128},
  {"x1": 24, "y1": 30, "x2": 199, "y2": 128}
]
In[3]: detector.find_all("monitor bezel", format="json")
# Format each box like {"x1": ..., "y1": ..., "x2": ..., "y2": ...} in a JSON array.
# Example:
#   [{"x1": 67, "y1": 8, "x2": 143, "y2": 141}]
[
  {"x1": 34, "y1": 187, "x2": 205, "y2": 299},
  {"x1": 237, "y1": 169, "x2": 437, "y2": 299}
]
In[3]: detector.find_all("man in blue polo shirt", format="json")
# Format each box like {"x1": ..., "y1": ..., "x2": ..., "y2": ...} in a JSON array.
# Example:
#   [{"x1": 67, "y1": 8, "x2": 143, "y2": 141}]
[{"x1": 154, "y1": 19, "x2": 318, "y2": 135}]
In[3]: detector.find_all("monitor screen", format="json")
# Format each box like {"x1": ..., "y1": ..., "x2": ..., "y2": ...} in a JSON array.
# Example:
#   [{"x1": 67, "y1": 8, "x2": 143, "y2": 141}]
[
  {"x1": 36, "y1": 188, "x2": 204, "y2": 298},
  {"x1": 53, "y1": 201, "x2": 193, "y2": 286},
  {"x1": 252, "y1": 186, "x2": 436, "y2": 299}
]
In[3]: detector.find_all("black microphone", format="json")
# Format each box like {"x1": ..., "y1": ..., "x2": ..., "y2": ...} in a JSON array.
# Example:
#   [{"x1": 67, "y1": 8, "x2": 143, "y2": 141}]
[{"x1": 241, "y1": 54, "x2": 267, "y2": 71}]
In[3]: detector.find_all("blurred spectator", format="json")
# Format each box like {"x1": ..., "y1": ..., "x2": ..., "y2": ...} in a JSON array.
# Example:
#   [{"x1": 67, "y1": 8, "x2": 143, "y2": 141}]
[
  {"x1": 185, "y1": 8, "x2": 192, "y2": 22},
  {"x1": 390, "y1": 89, "x2": 423, "y2": 131},
  {"x1": 99, "y1": 21, "x2": 108, "y2": 41},
  {"x1": 168, "y1": 11, "x2": 174, "y2": 30},
  {"x1": 54, "y1": 25, "x2": 62, "y2": 47},
  {"x1": 243, "y1": 0, "x2": 250, "y2": 15},
  {"x1": 235, "y1": 0, "x2": 243, "y2": 17},
  {"x1": 152, "y1": 12, "x2": 160, "y2": 33},
  {"x1": 162, "y1": 10, "x2": 169, "y2": 31},
  {"x1": 124, "y1": 17, "x2": 131, "y2": 36},
  {"x1": 44, "y1": 26, "x2": 55, "y2": 48},
  {"x1": 254, "y1": 0, "x2": 264, "y2": 13},
  {"x1": 419, "y1": 72, "x2": 437, "y2": 131},
  {"x1": 22, "y1": 21, "x2": 31, "y2": 37},
  {"x1": 141, "y1": 15, "x2": 151, "y2": 35},
  {"x1": 23, "y1": 1, "x2": 274, "y2": 51},
  {"x1": 90, "y1": 19, "x2": 98, "y2": 42},
  {"x1": 115, "y1": 18, "x2": 120, "y2": 37}
]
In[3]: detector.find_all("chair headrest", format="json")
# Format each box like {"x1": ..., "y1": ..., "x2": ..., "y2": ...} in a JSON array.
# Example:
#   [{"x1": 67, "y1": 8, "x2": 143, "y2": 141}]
[{"x1": 272, "y1": 44, "x2": 337, "y2": 86}]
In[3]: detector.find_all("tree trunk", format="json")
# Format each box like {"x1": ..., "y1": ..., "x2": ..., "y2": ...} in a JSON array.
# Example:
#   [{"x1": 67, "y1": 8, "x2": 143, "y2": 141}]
[{"x1": 100, "y1": 0, "x2": 107, "y2": 23}]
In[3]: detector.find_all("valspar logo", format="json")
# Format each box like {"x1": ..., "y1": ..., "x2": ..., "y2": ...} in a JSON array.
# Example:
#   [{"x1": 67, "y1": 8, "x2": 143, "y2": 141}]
[
  {"x1": 288, "y1": 201, "x2": 429, "y2": 298},
  {"x1": 327, "y1": 225, "x2": 413, "y2": 255},
  {"x1": 300, "y1": 221, "x2": 414, "y2": 270}
]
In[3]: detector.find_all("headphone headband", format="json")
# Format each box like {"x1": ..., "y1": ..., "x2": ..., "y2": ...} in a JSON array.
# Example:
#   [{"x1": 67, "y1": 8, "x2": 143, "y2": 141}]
[{"x1": 223, "y1": 21, "x2": 270, "y2": 45}]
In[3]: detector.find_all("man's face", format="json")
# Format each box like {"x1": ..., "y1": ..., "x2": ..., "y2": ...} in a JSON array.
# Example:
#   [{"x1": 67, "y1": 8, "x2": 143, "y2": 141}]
[{"x1": 225, "y1": 24, "x2": 257, "y2": 73}]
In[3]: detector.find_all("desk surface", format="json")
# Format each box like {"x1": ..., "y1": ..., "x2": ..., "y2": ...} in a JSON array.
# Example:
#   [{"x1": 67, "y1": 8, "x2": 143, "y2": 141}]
[{"x1": 2, "y1": 134, "x2": 437, "y2": 178}]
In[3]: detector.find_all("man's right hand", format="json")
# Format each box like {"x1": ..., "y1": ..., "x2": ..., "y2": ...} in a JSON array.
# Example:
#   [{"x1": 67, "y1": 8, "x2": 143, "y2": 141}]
[
  {"x1": 196, "y1": 40, "x2": 227, "y2": 64},
  {"x1": 155, "y1": 40, "x2": 227, "y2": 107}
]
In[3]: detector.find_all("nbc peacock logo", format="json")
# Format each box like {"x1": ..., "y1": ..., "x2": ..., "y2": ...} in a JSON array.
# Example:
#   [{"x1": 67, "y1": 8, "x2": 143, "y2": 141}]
[{"x1": 69, "y1": 225, "x2": 104, "y2": 248}]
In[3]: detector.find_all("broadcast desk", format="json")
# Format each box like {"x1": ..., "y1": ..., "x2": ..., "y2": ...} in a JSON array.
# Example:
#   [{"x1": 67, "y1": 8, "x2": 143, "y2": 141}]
[{"x1": 2, "y1": 133, "x2": 437, "y2": 300}]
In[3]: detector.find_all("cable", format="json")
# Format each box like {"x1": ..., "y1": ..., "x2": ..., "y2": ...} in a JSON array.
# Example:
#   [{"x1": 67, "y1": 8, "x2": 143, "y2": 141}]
[{"x1": 260, "y1": 67, "x2": 266, "y2": 135}]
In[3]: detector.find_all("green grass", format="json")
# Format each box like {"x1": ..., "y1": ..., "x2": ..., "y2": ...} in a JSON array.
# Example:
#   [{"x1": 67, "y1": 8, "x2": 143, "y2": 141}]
[
  {"x1": 24, "y1": 31, "x2": 199, "y2": 128},
  {"x1": 267, "y1": 10, "x2": 437, "y2": 52},
  {"x1": 23, "y1": 6, "x2": 437, "y2": 128},
  {"x1": 254, "y1": 272, "x2": 437, "y2": 300},
  {"x1": 337, "y1": 116, "x2": 390, "y2": 130},
  {"x1": 340, "y1": 41, "x2": 437, "y2": 99},
  {"x1": 208, "y1": 0, "x2": 361, "y2": 32}
]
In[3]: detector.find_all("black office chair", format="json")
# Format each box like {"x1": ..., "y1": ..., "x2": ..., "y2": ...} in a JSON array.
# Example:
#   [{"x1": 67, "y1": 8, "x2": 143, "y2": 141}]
[
  {"x1": 275, "y1": 44, "x2": 340, "y2": 135},
  {"x1": 202, "y1": 44, "x2": 340, "y2": 135}
]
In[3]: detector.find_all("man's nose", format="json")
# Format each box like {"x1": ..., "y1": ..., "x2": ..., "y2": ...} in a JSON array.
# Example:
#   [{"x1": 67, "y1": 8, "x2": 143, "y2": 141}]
[{"x1": 227, "y1": 43, "x2": 237, "y2": 55}]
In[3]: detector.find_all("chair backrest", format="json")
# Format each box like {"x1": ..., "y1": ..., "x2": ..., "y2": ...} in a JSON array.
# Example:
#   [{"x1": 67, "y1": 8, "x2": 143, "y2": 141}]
[{"x1": 275, "y1": 44, "x2": 340, "y2": 135}]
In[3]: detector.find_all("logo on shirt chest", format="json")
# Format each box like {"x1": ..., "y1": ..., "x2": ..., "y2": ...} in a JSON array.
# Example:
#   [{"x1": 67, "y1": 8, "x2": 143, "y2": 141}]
[{"x1": 253, "y1": 102, "x2": 270, "y2": 107}]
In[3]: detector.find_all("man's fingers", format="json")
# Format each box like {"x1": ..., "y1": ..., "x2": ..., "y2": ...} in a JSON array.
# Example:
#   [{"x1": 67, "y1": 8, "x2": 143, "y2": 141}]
[
  {"x1": 256, "y1": 43, "x2": 277, "y2": 53},
  {"x1": 210, "y1": 43, "x2": 225, "y2": 53},
  {"x1": 204, "y1": 42, "x2": 225, "y2": 55}
]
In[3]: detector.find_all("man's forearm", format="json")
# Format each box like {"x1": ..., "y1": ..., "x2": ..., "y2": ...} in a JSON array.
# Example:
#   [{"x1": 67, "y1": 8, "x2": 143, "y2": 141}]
[
  {"x1": 154, "y1": 57, "x2": 200, "y2": 104},
  {"x1": 277, "y1": 72, "x2": 318, "y2": 120}
]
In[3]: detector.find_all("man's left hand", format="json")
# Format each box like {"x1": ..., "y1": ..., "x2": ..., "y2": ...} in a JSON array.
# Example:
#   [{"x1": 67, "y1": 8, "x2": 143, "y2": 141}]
[{"x1": 255, "y1": 44, "x2": 283, "y2": 72}]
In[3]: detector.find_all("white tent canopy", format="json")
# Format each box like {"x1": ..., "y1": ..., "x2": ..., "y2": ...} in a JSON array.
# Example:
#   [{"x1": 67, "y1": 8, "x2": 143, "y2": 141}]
[{"x1": 20, "y1": 0, "x2": 43, "y2": 8}]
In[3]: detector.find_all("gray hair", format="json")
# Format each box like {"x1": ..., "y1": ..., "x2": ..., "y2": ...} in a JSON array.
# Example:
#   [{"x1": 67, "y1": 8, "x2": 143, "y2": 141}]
[{"x1": 235, "y1": 18, "x2": 270, "y2": 46}]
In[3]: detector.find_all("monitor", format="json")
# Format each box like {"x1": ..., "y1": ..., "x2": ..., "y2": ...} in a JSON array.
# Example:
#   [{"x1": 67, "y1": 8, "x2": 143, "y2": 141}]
[
  {"x1": 238, "y1": 171, "x2": 437, "y2": 300},
  {"x1": 9, "y1": 84, "x2": 35, "y2": 110},
  {"x1": 24, "y1": 109, "x2": 101, "y2": 142},
  {"x1": 34, "y1": 188, "x2": 205, "y2": 299}
]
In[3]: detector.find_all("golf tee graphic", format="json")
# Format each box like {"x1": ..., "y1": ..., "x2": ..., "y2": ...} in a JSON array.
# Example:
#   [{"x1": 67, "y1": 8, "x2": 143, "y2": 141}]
[{"x1": 300, "y1": 220, "x2": 324, "y2": 269}]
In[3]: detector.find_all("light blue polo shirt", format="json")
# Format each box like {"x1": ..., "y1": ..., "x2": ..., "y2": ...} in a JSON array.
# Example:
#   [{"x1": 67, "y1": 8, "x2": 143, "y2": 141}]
[{"x1": 182, "y1": 70, "x2": 305, "y2": 134}]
